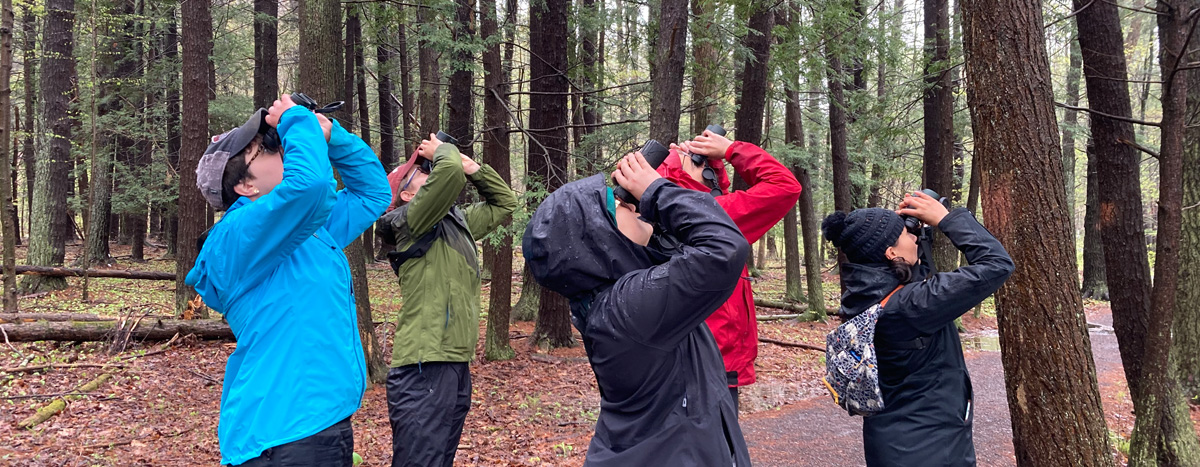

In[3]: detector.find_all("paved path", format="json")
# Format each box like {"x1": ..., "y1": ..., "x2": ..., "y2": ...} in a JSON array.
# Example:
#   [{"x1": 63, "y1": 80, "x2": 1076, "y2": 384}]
[{"x1": 740, "y1": 316, "x2": 1123, "y2": 466}]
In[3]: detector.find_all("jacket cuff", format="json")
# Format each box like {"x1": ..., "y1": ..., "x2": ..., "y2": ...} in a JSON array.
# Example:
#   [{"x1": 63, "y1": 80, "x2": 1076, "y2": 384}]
[
  {"x1": 276, "y1": 106, "x2": 316, "y2": 139},
  {"x1": 936, "y1": 207, "x2": 973, "y2": 232},
  {"x1": 327, "y1": 119, "x2": 354, "y2": 147}
]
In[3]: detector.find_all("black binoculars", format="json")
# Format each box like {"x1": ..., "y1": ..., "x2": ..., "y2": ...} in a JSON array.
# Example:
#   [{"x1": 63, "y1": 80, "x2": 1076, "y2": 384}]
[
  {"x1": 902, "y1": 189, "x2": 949, "y2": 234},
  {"x1": 688, "y1": 124, "x2": 727, "y2": 167},
  {"x1": 291, "y1": 92, "x2": 345, "y2": 114},
  {"x1": 613, "y1": 139, "x2": 671, "y2": 210},
  {"x1": 416, "y1": 131, "x2": 461, "y2": 174}
]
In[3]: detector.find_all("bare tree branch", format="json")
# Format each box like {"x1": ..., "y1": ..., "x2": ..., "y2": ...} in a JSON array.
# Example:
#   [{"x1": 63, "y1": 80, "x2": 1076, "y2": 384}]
[{"x1": 1055, "y1": 102, "x2": 1161, "y2": 127}]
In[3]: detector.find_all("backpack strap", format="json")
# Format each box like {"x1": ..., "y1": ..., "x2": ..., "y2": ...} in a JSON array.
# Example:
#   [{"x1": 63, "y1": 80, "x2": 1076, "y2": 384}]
[
  {"x1": 877, "y1": 285, "x2": 930, "y2": 350},
  {"x1": 387, "y1": 223, "x2": 443, "y2": 275}
]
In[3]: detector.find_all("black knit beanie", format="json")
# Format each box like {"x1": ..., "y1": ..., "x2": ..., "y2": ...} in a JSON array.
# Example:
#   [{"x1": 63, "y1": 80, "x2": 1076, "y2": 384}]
[{"x1": 821, "y1": 208, "x2": 905, "y2": 264}]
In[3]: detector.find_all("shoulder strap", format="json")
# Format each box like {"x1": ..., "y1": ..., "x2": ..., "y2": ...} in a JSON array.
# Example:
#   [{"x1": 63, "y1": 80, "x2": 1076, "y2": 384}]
[
  {"x1": 880, "y1": 285, "x2": 904, "y2": 307},
  {"x1": 387, "y1": 223, "x2": 443, "y2": 275}
]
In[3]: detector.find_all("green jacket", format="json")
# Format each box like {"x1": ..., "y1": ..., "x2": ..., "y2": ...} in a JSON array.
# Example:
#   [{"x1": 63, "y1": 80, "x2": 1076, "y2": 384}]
[{"x1": 377, "y1": 144, "x2": 517, "y2": 367}]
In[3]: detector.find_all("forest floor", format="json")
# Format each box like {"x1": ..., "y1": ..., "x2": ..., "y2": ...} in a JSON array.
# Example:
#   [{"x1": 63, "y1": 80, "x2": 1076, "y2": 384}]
[{"x1": 1, "y1": 242, "x2": 1197, "y2": 466}]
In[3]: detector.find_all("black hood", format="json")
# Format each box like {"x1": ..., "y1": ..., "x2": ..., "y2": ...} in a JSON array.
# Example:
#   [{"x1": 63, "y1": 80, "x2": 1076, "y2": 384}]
[
  {"x1": 839, "y1": 262, "x2": 902, "y2": 317},
  {"x1": 523, "y1": 174, "x2": 653, "y2": 301}
]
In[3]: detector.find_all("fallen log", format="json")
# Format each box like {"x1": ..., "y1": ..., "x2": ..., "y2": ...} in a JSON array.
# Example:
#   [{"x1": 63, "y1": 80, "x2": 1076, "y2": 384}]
[
  {"x1": 0, "y1": 313, "x2": 114, "y2": 323},
  {"x1": 0, "y1": 319, "x2": 232, "y2": 342},
  {"x1": 529, "y1": 353, "x2": 589, "y2": 364},
  {"x1": 14, "y1": 265, "x2": 176, "y2": 281},
  {"x1": 757, "y1": 314, "x2": 803, "y2": 322},
  {"x1": 758, "y1": 336, "x2": 825, "y2": 352},
  {"x1": 753, "y1": 298, "x2": 837, "y2": 315},
  {"x1": 18, "y1": 372, "x2": 113, "y2": 428}
]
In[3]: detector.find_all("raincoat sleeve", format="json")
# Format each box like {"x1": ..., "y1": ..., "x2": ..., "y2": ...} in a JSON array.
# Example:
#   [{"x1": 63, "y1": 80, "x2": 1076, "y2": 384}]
[
  {"x1": 611, "y1": 179, "x2": 751, "y2": 349},
  {"x1": 715, "y1": 142, "x2": 803, "y2": 244},
  {"x1": 462, "y1": 164, "x2": 518, "y2": 238},
  {"x1": 892, "y1": 208, "x2": 1015, "y2": 334},
  {"x1": 186, "y1": 106, "x2": 337, "y2": 306},
  {"x1": 400, "y1": 144, "x2": 465, "y2": 237},
  {"x1": 322, "y1": 119, "x2": 391, "y2": 248}
]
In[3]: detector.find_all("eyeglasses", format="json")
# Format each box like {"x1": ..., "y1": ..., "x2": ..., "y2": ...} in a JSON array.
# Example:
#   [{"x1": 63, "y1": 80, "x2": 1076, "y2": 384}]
[{"x1": 400, "y1": 161, "x2": 432, "y2": 192}]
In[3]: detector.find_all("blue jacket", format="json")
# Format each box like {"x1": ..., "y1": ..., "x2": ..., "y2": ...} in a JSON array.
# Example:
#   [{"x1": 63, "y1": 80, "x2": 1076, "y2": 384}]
[{"x1": 185, "y1": 106, "x2": 391, "y2": 465}]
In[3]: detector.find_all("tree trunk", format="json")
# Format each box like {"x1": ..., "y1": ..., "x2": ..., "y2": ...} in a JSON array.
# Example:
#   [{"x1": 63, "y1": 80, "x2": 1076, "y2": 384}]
[
  {"x1": 1061, "y1": 28, "x2": 1082, "y2": 263},
  {"x1": 1, "y1": 319, "x2": 234, "y2": 341},
  {"x1": 648, "y1": 0, "x2": 686, "y2": 144},
  {"x1": 528, "y1": 0, "x2": 573, "y2": 349},
  {"x1": 177, "y1": 0, "x2": 210, "y2": 316},
  {"x1": 20, "y1": 8, "x2": 32, "y2": 248},
  {"x1": 480, "y1": 0, "x2": 513, "y2": 361},
  {"x1": 351, "y1": 6, "x2": 373, "y2": 262},
  {"x1": 253, "y1": 0, "x2": 279, "y2": 109},
  {"x1": 0, "y1": 0, "x2": 14, "y2": 312},
  {"x1": 512, "y1": 263, "x2": 539, "y2": 322},
  {"x1": 690, "y1": 0, "x2": 717, "y2": 136},
  {"x1": 447, "y1": 0, "x2": 475, "y2": 156},
  {"x1": 1080, "y1": 141, "x2": 1108, "y2": 300},
  {"x1": 734, "y1": 3, "x2": 772, "y2": 147},
  {"x1": 20, "y1": 0, "x2": 74, "y2": 294},
  {"x1": 163, "y1": 10, "x2": 179, "y2": 259},
  {"x1": 574, "y1": 0, "x2": 600, "y2": 173},
  {"x1": 301, "y1": 0, "x2": 387, "y2": 385},
  {"x1": 923, "y1": 0, "x2": 956, "y2": 272},
  {"x1": 826, "y1": 53, "x2": 851, "y2": 214},
  {"x1": 961, "y1": 1, "x2": 1114, "y2": 464},
  {"x1": 377, "y1": 27, "x2": 397, "y2": 172},
  {"x1": 398, "y1": 12, "x2": 415, "y2": 156},
  {"x1": 417, "y1": 1, "x2": 441, "y2": 135},
  {"x1": 1179, "y1": 8, "x2": 1200, "y2": 404}
]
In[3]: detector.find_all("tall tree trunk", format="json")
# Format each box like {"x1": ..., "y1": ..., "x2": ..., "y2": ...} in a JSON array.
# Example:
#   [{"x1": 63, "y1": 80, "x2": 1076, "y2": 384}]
[
  {"x1": 923, "y1": 0, "x2": 956, "y2": 272},
  {"x1": 253, "y1": 0, "x2": 279, "y2": 109},
  {"x1": 648, "y1": 0, "x2": 686, "y2": 144},
  {"x1": 575, "y1": 0, "x2": 600, "y2": 169},
  {"x1": 734, "y1": 3, "x2": 772, "y2": 147},
  {"x1": 784, "y1": 86, "x2": 803, "y2": 304},
  {"x1": 528, "y1": 0, "x2": 573, "y2": 349},
  {"x1": 20, "y1": 0, "x2": 74, "y2": 294},
  {"x1": 348, "y1": 5, "x2": 374, "y2": 261},
  {"x1": 826, "y1": 53, "x2": 851, "y2": 215},
  {"x1": 1076, "y1": 0, "x2": 1200, "y2": 463},
  {"x1": 690, "y1": 0, "x2": 717, "y2": 136},
  {"x1": 304, "y1": 0, "x2": 387, "y2": 385},
  {"x1": 398, "y1": 12, "x2": 415, "y2": 156},
  {"x1": 447, "y1": 0, "x2": 475, "y2": 155},
  {"x1": 164, "y1": 10, "x2": 180, "y2": 259},
  {"x1": 177, "y1": 0, "x2": 210, "y2": 315},
  {"x1": 1061, "y1": 28, "x2": 1082, "y2": 264},
  {"x1": 417, "y1": 1, "x2": 441, "y2": 135},
  {"x1": 0, "y1": 0, "x2": 14, "y2": 312},
  {"x1": 377, "y1": 26, "x2": 397, "y2": 172},
  {"x1": 480, "y1": 0, "x2": 513, "y2": 360},
  {"x1": 1179, "y1": 8, "x2": 1200, "y2": 404},
  {"x1": 19, "y1": 8, "x2": 32, "y2": 247},
  {"x1": 87, "y1": 4, "x2": 118, "y2": 266},
  {"x1": 961, "y1": 1, "x2": 1113, "y2": 464},
  {"x1": 120, "y1": 0, "x2": 146, "y2": 262},
  {"x1": 1081, "y1": 140, "x2": 1108, "y2": 300}
]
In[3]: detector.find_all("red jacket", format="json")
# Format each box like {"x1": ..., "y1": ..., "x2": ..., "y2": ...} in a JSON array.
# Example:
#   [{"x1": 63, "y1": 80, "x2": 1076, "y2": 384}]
[{"x1": 656, "y1": 141, "x2": 802, "y2": 386}]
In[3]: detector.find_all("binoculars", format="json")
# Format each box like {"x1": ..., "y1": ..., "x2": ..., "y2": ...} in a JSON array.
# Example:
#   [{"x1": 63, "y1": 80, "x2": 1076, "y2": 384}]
[
  {"x1": 291, "y1": 92, "x2": 345, "y2": 114},
  {"x1": 688, "y1": 124, "x2": 727, "y2": 167},
  {"x1": 416, "y1": 131, "x2": 461, "y2": 174},
  {"x1": 902, "y1": 189, "x2": 949, "y2": 234},
  {"x1": 613, "y1": 139, "x2": 670, "y2": 210}
]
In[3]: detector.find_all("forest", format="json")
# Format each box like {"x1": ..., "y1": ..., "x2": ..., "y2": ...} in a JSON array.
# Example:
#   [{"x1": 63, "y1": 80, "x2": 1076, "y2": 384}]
[{"x1": 0, "y1": 0, "x2": 1198, "y2": 465}]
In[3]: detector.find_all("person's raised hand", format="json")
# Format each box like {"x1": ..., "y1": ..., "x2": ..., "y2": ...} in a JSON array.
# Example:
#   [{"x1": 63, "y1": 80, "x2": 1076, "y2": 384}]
[
  {"x1": 687, "y1": 129, "x2": 734, "y2": 160},
  {"x1": 460, "y1": 153, "x2": 480, "y2": 175},
  {"x1": 612, "y1": 151, "x2": 662, "y2": 201},
  {"x1": 264, "y1": 94, "x2": 297, "y2": 128},
  {"x1": 896, "y1": 191, "x2": 949, "y2": 228},
  {"x1": 416, "y1": 133, "x2": 442, "y2": 159},
  {"x1": 315, "y1": 113, "x2": 332, "y2": 142}
]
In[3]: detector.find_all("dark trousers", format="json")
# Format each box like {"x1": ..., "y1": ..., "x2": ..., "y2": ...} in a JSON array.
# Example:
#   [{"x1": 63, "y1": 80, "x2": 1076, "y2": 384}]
[
  {"x1": 727, "y1": 370, "x2": 740, "y2": 414},
  {"x1": 235, "y1": 417, "x2": 353, "y2": 467},
  {"x1": 386, "y1": 362, "x2": 471, "y2": 467}
]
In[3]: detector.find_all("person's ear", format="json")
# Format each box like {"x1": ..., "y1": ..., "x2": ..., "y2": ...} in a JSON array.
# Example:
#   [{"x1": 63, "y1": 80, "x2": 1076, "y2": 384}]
[
  {"x1": 234, "y1": 180, "x2": 257, "y2": 198},
  {"x1": 399, "y1": 190, "x2": 415, "y2": 203},
  {"x1": 884, "y1": 246, "x2": 896, "y2": 262}
]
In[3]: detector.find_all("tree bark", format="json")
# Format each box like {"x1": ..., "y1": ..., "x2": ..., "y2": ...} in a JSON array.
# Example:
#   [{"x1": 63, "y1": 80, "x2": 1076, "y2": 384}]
[
  {"x1": 1, "y1": 319, "x2": 234, "y2": 342},
  {"x1": 0, "y1": 0, "x2": 14, "y2": 312},
  {"x1": 177, "y1": 0, "x2": 210, "y2": 316},
  {"x1": 690, "y1": 0, "x2": 718, "y2": 136},
  {"x1": 377, "y1": 26, "x2": 397, "y2": 172},
  {"x1": 416, "y1": 1, "x2": 441, "y2": 135},
  {"x1": 648, "y1": 0, "x2": 686, "y2": 144},
  {"x1": 398, "y1": 11, "x2": 415, "y2": 156},
  {"x1": 528, "y1": 0, "x2": 573, "y2": 349},
  {"x1": 784, "y1": 85, "x2": 803, "y2": 303},
  {"x1": 163, "y1": 10, "x2": 179, "y2": 259},
  {"x1": 1080, "y1": 141, "x2": 1108, "y2": 300},
  {"x1": 19, "y1": 8, "x2": 32, "y2": 249},
  {"x1": 961, "y1": 0, "x2": 1114, "y2": 464},
  {"x1": 923, "y1": 0, "x2": 956, "y2": 272},
  {"x1": 253, "y1": 0, "x2": 279, "y2": 110},
  {"x1": 1061, "y1": 28, "x2": 1082, "y2": 263},
  {"x1": 446, "y1": 0, "x2": 475, "y2": 156},
  {"x1": 21, "y1": 0, "x2": 74, "y2": 295},
  {"x1": 734, "y1": 2, "x2": 772, "y2": 147},
  {"x1": 481, "y1": 0, "x2": 513, "y2": 361},
  {"x1": 826, "y1": 53, "x2": 851, "y2": 214},
  {"x1": 1179, "y1": 4, "x2": 1200, "y2": 403}
]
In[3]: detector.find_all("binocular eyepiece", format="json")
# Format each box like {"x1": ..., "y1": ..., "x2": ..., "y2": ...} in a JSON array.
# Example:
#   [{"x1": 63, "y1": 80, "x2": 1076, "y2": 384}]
[
  {"x1": 291, "y1": 92, "x2": 345, "y2": 114},
  {"x1": 902, "y1": 189, "x2": 948, "y2": 233}
]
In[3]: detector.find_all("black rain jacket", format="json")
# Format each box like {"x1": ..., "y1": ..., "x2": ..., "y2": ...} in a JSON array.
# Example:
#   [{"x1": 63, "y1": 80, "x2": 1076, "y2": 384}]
[
  {"x1": 840, "y1": 208, "x2": 1014, "y2": 467},
  {"x1": 523, "y1": 174, "x2": 753, "y2": 467}
]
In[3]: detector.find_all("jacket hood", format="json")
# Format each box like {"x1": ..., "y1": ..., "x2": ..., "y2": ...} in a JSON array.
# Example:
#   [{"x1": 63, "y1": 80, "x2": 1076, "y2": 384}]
[
  {"x1": 656, "y1": 149, "x2": 731, "y2": 194},
  {"x1": 839, "y1": 262, "x2": 902, "y2": 317},
  {"x1": 523, "y1": 174, "x2": 653, "y2": 300}
]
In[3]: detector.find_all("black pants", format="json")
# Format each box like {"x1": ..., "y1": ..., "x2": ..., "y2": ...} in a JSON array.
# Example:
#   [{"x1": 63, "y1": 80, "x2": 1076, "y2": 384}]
[
  {"x1": 235, "y1": 417, "x2": 353, "y2": 467},
  {"x1": 727, "y1": 371, "x2": 740, "y2": 414},
  {"x1": 386, "y1": 362, "x2": 471, "y2": 467}
]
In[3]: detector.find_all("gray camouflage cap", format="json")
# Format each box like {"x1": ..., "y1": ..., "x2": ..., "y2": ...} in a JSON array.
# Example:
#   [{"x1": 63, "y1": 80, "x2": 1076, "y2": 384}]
[{"x1": 196, "y1": 109, "x2": 268, "y2": 210}]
